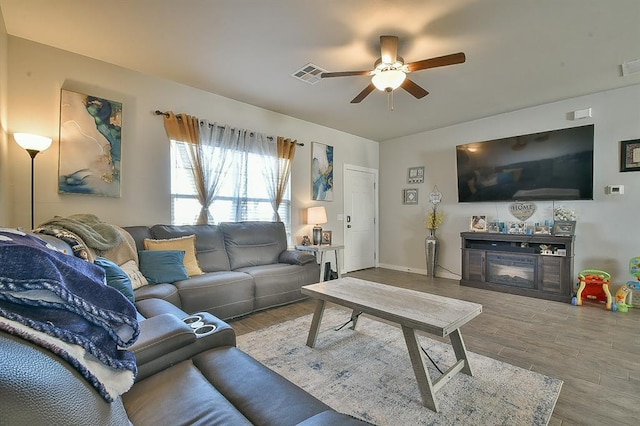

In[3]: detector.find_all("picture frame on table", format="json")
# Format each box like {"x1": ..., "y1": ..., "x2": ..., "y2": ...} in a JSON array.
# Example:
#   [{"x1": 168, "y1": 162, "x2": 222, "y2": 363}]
[
  {"x1": 534, "y1": 225, "x2": 551, "y2": 235},
  {"x1": 487, "y1": 221, "x2": 501, "y2": 233},
  {"x1": 321, "y1": 230, "x2": 332, "y2": 245},
  {"x1": 552, "y1": 220, "x2": 576, "y2": 236},
  {"x1": 403, "y1": 188, "x2": 418, "y2": 204},
  {"x1": 620, "y1": 139, "x2": 640, "y2": 172},
  {"x1": 470, "y1": 215, "x2": 487, "y2": 232}
]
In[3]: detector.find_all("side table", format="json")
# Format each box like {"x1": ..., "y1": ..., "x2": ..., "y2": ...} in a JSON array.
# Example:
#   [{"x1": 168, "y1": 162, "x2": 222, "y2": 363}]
[{"x1": 295, "y1": 244, "x2": 344, "y2": 282}]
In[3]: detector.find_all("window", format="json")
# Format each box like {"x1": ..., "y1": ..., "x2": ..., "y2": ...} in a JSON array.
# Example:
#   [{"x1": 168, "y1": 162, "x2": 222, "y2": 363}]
[{"x1": 170, "y1": 141, "x2": 291, "y2": 239}]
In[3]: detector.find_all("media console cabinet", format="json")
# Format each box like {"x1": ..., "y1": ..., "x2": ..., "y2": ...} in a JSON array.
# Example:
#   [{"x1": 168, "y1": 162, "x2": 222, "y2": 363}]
[{"x1": 460, "y1": 232, "x2": 575, "y2": 302}]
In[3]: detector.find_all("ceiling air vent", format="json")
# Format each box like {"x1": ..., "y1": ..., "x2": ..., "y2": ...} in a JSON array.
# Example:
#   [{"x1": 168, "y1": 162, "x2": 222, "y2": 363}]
[{"x1": 291, "y1": 63, "x2": 327, "y2": 85}]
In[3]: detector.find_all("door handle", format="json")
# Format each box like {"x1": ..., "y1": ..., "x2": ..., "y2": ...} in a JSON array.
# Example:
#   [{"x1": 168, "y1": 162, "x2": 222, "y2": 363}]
[
  {"x1": 347, "y1": 225, "x2": 352, "y2": 228},
  {"x1": 346, "y1": 215, "x2": 351, "y2": 223}
]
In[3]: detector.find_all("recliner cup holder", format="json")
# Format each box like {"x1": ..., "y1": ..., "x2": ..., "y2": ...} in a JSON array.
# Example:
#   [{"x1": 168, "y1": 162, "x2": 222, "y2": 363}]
[
  {"x1": 183, "y1": 315, "x2": 202, "y2": 326},
  {"x1": 183, "y1": 315, "x2": 217, "y2": 337},
  {"x1": 193, "y1": 324, "x2": 217, "y2": 338}
]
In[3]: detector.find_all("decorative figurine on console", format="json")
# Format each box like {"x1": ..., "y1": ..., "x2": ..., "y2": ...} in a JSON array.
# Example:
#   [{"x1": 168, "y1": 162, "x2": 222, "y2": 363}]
[{"x1": 301, "y1": 235, "x2": 311, "y2": 246}]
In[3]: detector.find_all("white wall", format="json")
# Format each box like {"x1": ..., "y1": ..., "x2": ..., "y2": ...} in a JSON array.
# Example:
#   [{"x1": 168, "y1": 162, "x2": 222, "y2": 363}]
[
  {"x1": 5, "y1": 37, "x2": 378, "y2": 245},
  {"x1": 380, "y1": 85, "x2": 640, "y2": 281},
  {"x1": 0, "y1": 9, "x2": 9, "y2": 224}
]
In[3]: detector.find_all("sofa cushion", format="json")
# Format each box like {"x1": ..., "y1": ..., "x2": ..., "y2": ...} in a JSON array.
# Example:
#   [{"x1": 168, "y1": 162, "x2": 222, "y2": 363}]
[
  {"x1": 173, "y1": 271, "x2": 255, "y2": 319},
  {"x1": 122, "y1": 358, "x2": 253, "y2": 425},
  {"x1": 144, "y1": 235, "x2": 204, "y2": 276},
  {"x1": 122, "y1": 226, "x2": 154, "y2": 252},
  {"x1": 192, "y1": 346, "x2": 332, "y2": 425},
  {"x1": 151, "y1": 224, "x2": 231, "y2": 273},
  {"x1": 237, "y1": 263, "x2": 317, "y2": 310},
  {"x1": 94, "y1": 257, "x2": 135, "y2": 303},
  {"x1": 134, "y1": 283, "x2": 182, "y2": 307},
  {"x1": 219, "y1": 221, "x2": 287, "y2": 270},
  {"x1": 138, "y1": 250, "x2": 189, "y2": 284}
]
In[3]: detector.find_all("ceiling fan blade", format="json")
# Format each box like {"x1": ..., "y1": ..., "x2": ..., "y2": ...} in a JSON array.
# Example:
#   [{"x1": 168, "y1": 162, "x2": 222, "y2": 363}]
[
  {"x1": 380, "y1": 35, "x2": 399, "y2": 64},
  {"x1": 401, "y1": 78, "x2": 429, "y2": 99},
  {"x1": 321, "y1": 70, "x2": 371, "y2": 78},
  {"x1": 406, "y1": 52, "x2": 466, "y2": 72},
  {"x1": 351, "y1": 83, "x2": 376, "y2": 103}
]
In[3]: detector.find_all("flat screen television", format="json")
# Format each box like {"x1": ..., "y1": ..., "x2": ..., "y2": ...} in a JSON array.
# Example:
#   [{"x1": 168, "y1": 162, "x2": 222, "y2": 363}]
[{"x1": 456, "y1": 124, "x2": 594, "y2": 202}]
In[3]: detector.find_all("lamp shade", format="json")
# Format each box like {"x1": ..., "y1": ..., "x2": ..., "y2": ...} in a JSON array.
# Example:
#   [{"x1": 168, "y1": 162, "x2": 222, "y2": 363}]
[
  {"x1": 307, "y1": 206, "x2": 327, "y2": 225},
  {"x1": 14, "y1": 133, "x2": 53, "y2": 152},
  {"x1": 372, "y1": 69, "x2": 406, "y2": 92}
]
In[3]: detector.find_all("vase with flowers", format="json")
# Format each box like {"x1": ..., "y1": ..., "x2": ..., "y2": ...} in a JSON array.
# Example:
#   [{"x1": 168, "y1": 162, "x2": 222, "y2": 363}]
[{"x1": 425, "y1": 186, "x2": 444, "y2": 278}]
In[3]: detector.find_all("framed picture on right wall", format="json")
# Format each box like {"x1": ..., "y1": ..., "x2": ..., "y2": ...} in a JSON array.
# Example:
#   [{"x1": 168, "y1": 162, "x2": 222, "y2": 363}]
[{"x1": 620, "y1": 139, "x2": 640, "y2": 172}]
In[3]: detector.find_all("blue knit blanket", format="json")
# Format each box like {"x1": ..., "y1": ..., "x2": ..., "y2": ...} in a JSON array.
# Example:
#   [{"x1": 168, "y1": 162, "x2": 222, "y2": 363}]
[{"x1": 0, "y1": 228, "x2": 140, "y2": 401}]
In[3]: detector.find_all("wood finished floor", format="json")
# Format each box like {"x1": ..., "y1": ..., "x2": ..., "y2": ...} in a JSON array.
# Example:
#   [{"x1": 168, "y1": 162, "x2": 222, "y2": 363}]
[{"x1": 229, "y1": 268, "x2": 640, "y2": 426}]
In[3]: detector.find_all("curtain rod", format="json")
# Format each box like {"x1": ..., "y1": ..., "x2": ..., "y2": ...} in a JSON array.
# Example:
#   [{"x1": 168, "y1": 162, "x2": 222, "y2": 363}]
[{"x1": 154, "y1": 110, "x2": 304, "y2": 146}]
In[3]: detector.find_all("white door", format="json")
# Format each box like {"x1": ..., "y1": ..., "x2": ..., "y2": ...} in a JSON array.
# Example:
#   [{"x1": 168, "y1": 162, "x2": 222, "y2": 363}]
[{"x1": 343, "y1": 165, "x2": 377, "y2": 272}]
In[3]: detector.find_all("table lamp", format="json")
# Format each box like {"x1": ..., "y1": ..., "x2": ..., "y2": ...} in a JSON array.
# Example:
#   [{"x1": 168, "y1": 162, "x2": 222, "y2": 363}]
[
  {"x1": 307, "y1": 206, "x2": 327, "y2": 245},
  {"x1": 14, "y1": 133, "x2": 53, "y2": 230}
]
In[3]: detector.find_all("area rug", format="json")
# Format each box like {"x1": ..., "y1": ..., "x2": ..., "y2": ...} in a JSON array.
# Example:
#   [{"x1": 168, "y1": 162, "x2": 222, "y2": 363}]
[{"x1": 237, "y1": 308, "x2": 562, "y2": 425}]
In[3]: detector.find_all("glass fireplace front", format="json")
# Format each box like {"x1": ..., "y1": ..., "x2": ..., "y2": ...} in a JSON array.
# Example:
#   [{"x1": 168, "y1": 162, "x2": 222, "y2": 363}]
[{"x1": 486, "y1": 253, "x2": 536, "y2": 289}]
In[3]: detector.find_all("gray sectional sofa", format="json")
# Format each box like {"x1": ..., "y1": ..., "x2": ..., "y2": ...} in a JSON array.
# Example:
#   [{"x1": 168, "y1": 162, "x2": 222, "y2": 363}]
[{"x1": 124, "y1": 221, "x2": 320, "y2": 319}]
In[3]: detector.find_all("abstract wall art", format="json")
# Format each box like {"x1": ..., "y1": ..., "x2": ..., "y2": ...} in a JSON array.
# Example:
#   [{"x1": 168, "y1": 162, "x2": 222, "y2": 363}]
[
  {"x1": 58, "y1": 89, "x2": 122, "y2": 197},
  {"x1": 311, "y1": 142, "x2": 333, "y2": 201}
]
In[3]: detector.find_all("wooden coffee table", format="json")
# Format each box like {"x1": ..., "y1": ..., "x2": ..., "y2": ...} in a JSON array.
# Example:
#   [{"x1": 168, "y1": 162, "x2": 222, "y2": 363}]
[{"x1": 301, "y1": 277, "x2": 482, "y2": 412}]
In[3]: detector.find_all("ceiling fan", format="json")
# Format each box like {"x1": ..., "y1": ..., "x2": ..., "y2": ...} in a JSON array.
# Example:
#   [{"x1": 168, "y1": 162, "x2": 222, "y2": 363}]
[{"x1": 321, "y1": 35, "x2": 466, "y2": 104}]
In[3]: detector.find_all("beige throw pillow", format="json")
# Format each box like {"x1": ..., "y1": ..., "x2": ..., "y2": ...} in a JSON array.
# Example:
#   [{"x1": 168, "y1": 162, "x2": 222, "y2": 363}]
[
  {"x1": 143, "y1": 234, "x2": 204, "y2": 276},
  {"x1": 119, "y1": 259, "x2": 149, "y2": 290}
]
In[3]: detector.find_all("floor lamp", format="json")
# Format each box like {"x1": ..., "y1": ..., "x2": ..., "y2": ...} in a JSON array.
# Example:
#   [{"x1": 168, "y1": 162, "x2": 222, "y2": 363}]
[{"x1": 14, "y1": 133, "x2": 53, "y2": 230}]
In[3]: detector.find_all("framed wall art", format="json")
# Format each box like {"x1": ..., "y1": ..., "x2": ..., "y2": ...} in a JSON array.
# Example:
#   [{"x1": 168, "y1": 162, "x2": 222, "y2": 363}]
[
  {"x1": 620, "y1": 139, "x2": 640, "y2": 172},
  {"x1": 407, "y1": 166, "x2": 424, "y2": 184},
  {"x1": 403, "y1": 188, "x2": 418, "y2": 204},
  {"x1": 312, "y1": 142, "x2": 334, "y2": 201},
  {"x1": 58, "y1": 89, "x2": 122, "y2": 197}
]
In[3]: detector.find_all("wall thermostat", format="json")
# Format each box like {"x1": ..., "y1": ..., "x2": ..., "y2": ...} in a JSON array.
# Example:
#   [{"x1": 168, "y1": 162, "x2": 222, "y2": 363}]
[{"x1": 605, "y1": 185, "x2": 624, "y2": 195}]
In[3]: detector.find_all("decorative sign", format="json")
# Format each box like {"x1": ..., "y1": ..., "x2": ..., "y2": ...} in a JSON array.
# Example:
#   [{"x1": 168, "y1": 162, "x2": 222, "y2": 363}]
[
  {"x1": 509, "y1": 202, "x2": 536, "y2": 221},
  {"x1": 429, "y1": 185, "x2": 442, "y2": 205}
]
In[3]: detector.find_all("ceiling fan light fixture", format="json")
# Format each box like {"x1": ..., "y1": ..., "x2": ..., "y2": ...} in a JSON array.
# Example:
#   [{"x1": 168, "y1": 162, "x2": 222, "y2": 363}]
[{"x1": 372, "y1": 69, "x2": 406, "y2": 92}]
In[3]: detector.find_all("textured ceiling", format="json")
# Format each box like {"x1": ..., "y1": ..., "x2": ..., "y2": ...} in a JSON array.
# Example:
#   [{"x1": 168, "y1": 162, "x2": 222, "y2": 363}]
[{"x1": 2, "y1": 0, "x2": 640, "y2": 141}]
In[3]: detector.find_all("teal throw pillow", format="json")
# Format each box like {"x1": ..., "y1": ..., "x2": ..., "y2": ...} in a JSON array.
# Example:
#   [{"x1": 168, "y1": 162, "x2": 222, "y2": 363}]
[
  {"x1": 138, "y1": 250, "x2": 189, "y2": 284},
  {"x1": 94, "y1": 257, "x2": 135, "y2": 303}
]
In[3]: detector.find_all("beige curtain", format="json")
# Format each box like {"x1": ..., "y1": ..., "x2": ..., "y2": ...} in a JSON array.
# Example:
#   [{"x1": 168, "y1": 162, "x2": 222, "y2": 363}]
[
  {"x1": 162, "y1": 111, "x2": 199, "y2": 143},
  {"x1": 162, "y1": 111, "x2": 215, "y2": 224},
  {"x1": 274, "y1": 137, "x2": 297, "y2": 221}
]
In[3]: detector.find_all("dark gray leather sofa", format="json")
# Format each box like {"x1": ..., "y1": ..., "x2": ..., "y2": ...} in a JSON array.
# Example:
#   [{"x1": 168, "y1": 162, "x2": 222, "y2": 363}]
[
  {"x1": 1, "y1": 298, "x2": 369, "y2": 425},
  {"x1": 124, "y1": 222, "x2": 320, "y2": 319},
  {"x1": 0, "y1": 233, "x2": 367, "y2": 425}
]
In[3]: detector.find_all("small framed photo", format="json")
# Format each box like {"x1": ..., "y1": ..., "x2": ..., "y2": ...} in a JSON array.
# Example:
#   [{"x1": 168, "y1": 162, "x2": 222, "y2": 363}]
[
  {"x1": 321, "y1": 230, "x2": 332, "y2": 245},
  {"x1": 552, "y1": 220, "x2": 576, "y2": 236},
  {"x1": 508, "y1": 222, "x2": 527, "y2": 234},
  {"x1": 620, "y1": 139, "x2": 640, "y2": 172},
  {"x1": 470, "y1": 215, "x2": 487, "y2": 232},
  {"x1": 534, "y1": 225, "x2": 551, "y2": 235},
  {"x1": 407, "y1": 166, "x2": 424, "y2": 184},
  {"x1": 403, "y1": 188, "x2": 418, "y2": 204},
  {"x1": 487, "y1": 221, "x2": 500, "y2": 233}
]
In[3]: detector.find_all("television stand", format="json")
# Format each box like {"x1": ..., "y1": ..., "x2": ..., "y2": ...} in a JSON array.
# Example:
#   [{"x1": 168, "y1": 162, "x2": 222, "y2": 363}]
[{"x1": 460, "y1": 232, "x2": 575, "y2": 302}]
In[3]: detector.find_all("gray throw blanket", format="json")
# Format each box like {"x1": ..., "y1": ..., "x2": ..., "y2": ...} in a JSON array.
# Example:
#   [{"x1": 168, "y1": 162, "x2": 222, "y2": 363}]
[
  {"x1": 37, "y1": 213, "x2": 123, "y2": 253},
  {"x1": 0, "y1": 228, "x2": 139, "y2": 401}
]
